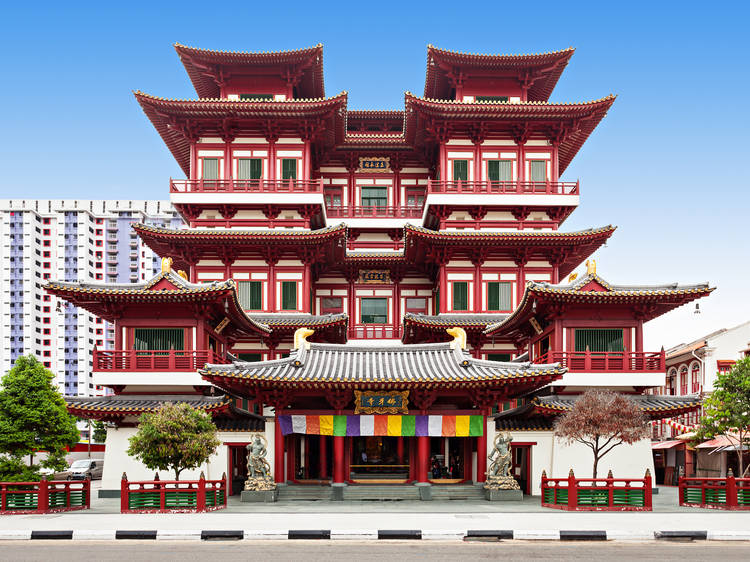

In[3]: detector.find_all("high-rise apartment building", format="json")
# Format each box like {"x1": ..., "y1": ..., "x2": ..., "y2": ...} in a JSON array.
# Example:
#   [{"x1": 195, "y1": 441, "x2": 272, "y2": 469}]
[{"x1": 0, "y1": 199, "x2": 182, "y2": 396}]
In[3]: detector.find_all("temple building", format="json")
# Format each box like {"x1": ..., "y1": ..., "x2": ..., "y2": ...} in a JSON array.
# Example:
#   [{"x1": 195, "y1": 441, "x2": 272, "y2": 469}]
[{"x1": 47, "y1": 43, "x2": 712, "y2": 499}]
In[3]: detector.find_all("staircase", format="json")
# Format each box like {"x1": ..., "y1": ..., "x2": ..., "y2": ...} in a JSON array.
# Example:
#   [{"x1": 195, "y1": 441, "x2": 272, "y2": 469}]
[
  {"x1": 277, "y1": 483, "x2": 486, "y2": 501},
  {"x1": 431, "y1": 484, "x2": 486, "y2": 500},
  {"x1": 277, "y1": 485, "x2": 331, "y2": 501}
]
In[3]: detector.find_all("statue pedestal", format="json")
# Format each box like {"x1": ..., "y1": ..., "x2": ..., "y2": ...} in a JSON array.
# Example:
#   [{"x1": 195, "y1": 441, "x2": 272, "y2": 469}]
[
  {"x1": 485, "y1": 489, "x2": 523, "y2": 502},
  {"x1": 241, "y1": 489, "x2": 279, "y2": 503}
]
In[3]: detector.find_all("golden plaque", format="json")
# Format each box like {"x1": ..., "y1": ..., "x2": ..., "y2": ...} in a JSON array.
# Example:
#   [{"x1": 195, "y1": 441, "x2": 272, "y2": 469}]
[{"x1": 354, "y1": 390, "x2": 409, "y2": 414}]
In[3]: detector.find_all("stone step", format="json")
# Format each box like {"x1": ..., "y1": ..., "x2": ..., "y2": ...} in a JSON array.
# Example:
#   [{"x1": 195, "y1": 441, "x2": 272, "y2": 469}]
[{"x1": 278, "y1": 484, "x2": 487, "y2": 501}]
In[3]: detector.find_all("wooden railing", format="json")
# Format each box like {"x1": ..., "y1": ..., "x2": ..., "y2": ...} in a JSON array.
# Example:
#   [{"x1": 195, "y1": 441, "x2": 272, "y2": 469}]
[
  {"x1": 541, "y1": 469, "x2": 652, "y2": 511},
  {"x1": 170, "y1": 178, "x2": 324, "y2": 193},
  {"x1": 121, "y1": 473, "x2": 227, "y2": 513},
  {"x1": 93, "y1": 349, "x2": 229, "y2": 372},
  {"x1": 326, "y1": 205, "x2": 424, "y2": 219},
  {"x1": 535, "y1": 350, "x2": 665, "y2": 373},
  {"x1": 427, "y1": 179, "x2": 579, "y2": 195},
  {"x1": 1, "y1": 478, "x2": 90, "y2": 514},
  {"x1": 348, "y1": 325, "x2": 402, "y2": 340},
  {"x1": 679, "y1": 473, "x2": 750, "y2": 510}
]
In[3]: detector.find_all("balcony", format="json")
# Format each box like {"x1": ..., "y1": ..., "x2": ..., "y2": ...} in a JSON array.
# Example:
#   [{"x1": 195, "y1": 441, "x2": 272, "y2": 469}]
[
  {"x1": 326, "y1": 205, "x2": 424, "y2": 219},
  {"x1": 348, "y1": 325, "x2": 402, "y2": 340},
  {"x1": 170, "y1": 178, "x2": 324, "y2": 193},
  {"x1": 536, "y1": 350, "x2": 666, "y2": 373},
  {"x1": 426, "y1": 179, "x2": 579, "y2": 195},
  {"x1": 93, "y1": 349, "x2": 229, "y2": 372}
]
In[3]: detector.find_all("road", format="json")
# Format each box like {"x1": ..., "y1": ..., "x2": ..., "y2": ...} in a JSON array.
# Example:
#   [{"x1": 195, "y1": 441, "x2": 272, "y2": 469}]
[{"x1": 3, "y1": 540, "x2": 750, "y2": 561}]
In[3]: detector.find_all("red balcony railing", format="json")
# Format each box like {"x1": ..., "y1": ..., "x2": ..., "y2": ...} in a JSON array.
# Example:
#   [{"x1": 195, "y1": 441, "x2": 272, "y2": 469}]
[
  {"x1": 170, "y1": 178, "x2": 324, "y2": 193},
  {"x1": 93, "y1": 349, "x2": 229, "y2": 372},
  {"x1": 536, "y1": 350, "x2": 665, "y2": 373},
  {"x1": 348, "y1": 325, "x2": 402, "y2": 340},
  {"x1": 427, "y1": 179, "x2": 579, "y2": 195},
  {"x1": 326, "y1": 205, "x2": 424, "y2": 219}
]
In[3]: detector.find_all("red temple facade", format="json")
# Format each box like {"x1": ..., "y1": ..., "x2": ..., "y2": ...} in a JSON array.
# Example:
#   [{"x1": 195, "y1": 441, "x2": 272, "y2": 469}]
[{"x1": 47, "y1": 44, "x2": 712, "y2": 499}]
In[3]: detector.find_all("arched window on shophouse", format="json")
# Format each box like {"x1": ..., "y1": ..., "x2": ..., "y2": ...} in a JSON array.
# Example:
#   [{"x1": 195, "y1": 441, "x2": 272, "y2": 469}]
[
  {"x1": 679, "y1": 365, "x2": 688, "y2": 395},
  {"x1": 690, "y1": 361, "x2": 701, "y2": 393}
]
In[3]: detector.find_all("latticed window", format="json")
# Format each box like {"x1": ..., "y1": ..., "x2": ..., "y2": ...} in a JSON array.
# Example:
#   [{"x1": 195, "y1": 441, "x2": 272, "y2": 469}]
[
  {"x1": 133, "y1": 328, "x2": 184, "y2": 351},
  {"x1": 452, "y1": 282, "x2": 469, "y2": 311},
  {"x1": 281, "y1": 159, "x2": 297, "y2": 180},
  {"x1": 361, "y1": 187, "x2": 387, "y2": 207},
  {"x1": 281, "y1": 281, "x2": 297, "y2": 310},
  {"x1": 487, "y1": 160, "x2": 513, "y2": 182},
  {"x1": 452, "y1": 160, "x2": 468, "y2": 181},
  {"x1": 487, "y1": 281, "x2": 512, "y2": 311},
  {"x1": 201, "y1": 158, "x2": 219, "y2": 180},
  {"x1": 475, "y1": 95, "x2": 509, "y2": 102},
  {"x1": 239, "y1": 93, "x2": 274, "y2": 100},
  {"x1": 573, "y1": 329, "x2": 624, "y2": 352},
  {"x1": 236, "y1": 158, "x2": 262, "y2": 180},
  {"x1": 361, "y1": 298, "x2": 387, "y2": 324},
  {"x1": 529, "y1": 160, "x2": 547, "y2": 182},
  {"x1": 237, "y1": 281, "x2": 262, "y2": 310}
]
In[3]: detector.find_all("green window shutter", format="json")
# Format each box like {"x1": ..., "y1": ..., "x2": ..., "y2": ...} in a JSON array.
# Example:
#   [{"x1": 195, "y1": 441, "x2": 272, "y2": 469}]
[
  {"x1": 487, "y1": 161, "x2": 500, "y2": 182},
  {"x1": 452, "y1": 160, "x2": 468, "y2": 181},
  {"x1": 452, "y1": 282, "x2": 468, "y2": 311},
  {"x1": 574, "y1": 329, "x2": 624, "y2": 352},
  {"x1": 133, "y1": 328, "x2": 184, "y2": 351},
  {"x1": 361, "y1": 298, "x2": 388, "y2": 324},
  {"x1": 237, "y1": 158, "x2": 262, "y2": 180},
  {"x1": 281, "y1": 159, "x2": 297, "y2": 180},
  {"x1": 529, "y1": 160, "x2": 547, "y2": 182},
  {"x1": 487, "y1": 281, "x2": 512, "y2": 311},
  {"x1": 360, "y1": 187, "x2": 388, "y2": 207},
  {"x1": 237, "y1": 281, "x2": 263, "y2": 310},
  {"x1": 498, "y1": 161, "x2": 512, "y2": 181},
  {"x1": 202, "y1": 158, "x2": 219, "y2": 180},
  {"x1": 281, "y1": 281, "x2": 297, "y2": 310}
]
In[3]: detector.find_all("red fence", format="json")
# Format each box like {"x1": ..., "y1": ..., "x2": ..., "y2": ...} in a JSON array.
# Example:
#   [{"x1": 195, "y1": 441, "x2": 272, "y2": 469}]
[
  {"x1": 326, "y1": 205, "x2": 423, "y2": 219},
  {"x1": 1, "y1": 478, "x2": 90, "y2": 515},
  {"x1": 427, "y1": 179, "x2": 579, "y2": 195},
  {"x1": 348, "y1": 325, "x2": 402, "y2": 340},
  {"x1": 93, "y1": 349, "x2": 228, "y2": 372},
  {"x1": 121, "y1": 473, "x2": 227, "y2": 513},
  {"x1": 171, "y1": 178, "x2": 323, "y2": 193},
  {"x1": 536, "y1": 350, "x2": 665, "y2": 373},
  {"x1": 679, "y1": 473, "x2": 750, "y2": 510},
  {"x1": 541, "y1": 469, "x2": 652, "y2": 511}
]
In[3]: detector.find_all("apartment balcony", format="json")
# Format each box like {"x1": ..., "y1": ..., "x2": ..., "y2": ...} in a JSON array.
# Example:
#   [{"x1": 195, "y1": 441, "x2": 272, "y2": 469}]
[
  {"x1": 348, "y1": 325, "x2": 402, "y2": 340},
  {"x1": 170, "y1": 178, "x2": 324, "y2": 194},
  {"x1": 93, "y1": 349, "x2": 229, "y2": 372},
  {"x1": 537, "y1": 350, "x2": 666, "y2": 373},
  {"x1": 325, "y1": 205, "x2": 424, "y2": 219},
  {"x1": 426, "y1": 179, "x2": 579, "y2": 195}
]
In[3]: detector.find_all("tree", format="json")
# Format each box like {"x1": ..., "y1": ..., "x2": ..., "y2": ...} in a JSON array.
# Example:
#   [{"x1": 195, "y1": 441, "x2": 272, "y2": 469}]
[
  {"x1": 696, "y1": 356, "x2": 750, "y2": 477},
  {"x1": 92, "y1": 421, "x2": 107, "y2": 443},
  {"x1": 554, "y1": 390, "x2": 650, "y2": 478},
  {"x1": 0, "y1": 356, "x2": 80, "y2": 481},
  {"x1": 127, "y1": 402, "x2": 220, "y2": 480}
]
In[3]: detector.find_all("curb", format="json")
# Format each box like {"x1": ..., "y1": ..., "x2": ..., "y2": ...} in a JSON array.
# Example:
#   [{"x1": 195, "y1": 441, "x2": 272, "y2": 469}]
[{"x1": 2, "y1": 529, "x2": 750, "y2": 541}]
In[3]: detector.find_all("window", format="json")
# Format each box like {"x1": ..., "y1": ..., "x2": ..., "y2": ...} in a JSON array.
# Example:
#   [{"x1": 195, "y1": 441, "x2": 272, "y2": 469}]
[
  {"x1": 487, "y1": 353, "x2": 512, "y2": 362},
  {"x1": 324, "y1": 189, "x2": 342, "y2": 207},
  {"x1": 237, "y1": 158, "x2": 262, "y2": 180},
  {"x1": 475, "y1": 95, "x2": 509, "y2": 103},
  {"x1": 452, "y1": 282, "x2": 469, "y2": 311},
  {"x1": 361, "y1": 298, "x2": 388, "y2": 324},
  {"x1": 405, "y1": 297, "x2": 427, "y2": 314},
  {"x1": 574, "y1": 329, "x2": 624, "y2": 352},
  {"x1": 452, "y1": 160, "x2": 468, "y2": 181},
  {"x1": 133, "y1": 328, "x2": 184, "y2": 351},
  {"x1": 281, "y1": 159, "x2": 297, "y2": 180},
  {"x1": 321, "y1": 297, "x2": 343, "y2": 314},
  {"x1": 281, "y1": 281, "x2": 297, "y2": 311},
  {"x1": 360, "y1": 187, "x2": 388, "y2": 207},
  {"x1": 237, "y1": 353, "x2": 262, "y2": 362},
  {"x1": 487, "y1": 282, "x2": 512, "y2": 311},
  {"x1": 529, "y1": 160, "x2": 547, "y2": 182},
  {"x1": 237, "y1": 281, "x2": 263, "y2": 310},
  {"x1": 240, "y1": 93, "x2": 274, "y2": 100},
  {"x1": 487, "y1": 160, "x2": 513, "y2": 182},
  {"x1": 202, "y1": 158, "x2": 219, "y2": 180},
  {"x1": 405, "y1": 189, "x2": 425, "y2": 207}
]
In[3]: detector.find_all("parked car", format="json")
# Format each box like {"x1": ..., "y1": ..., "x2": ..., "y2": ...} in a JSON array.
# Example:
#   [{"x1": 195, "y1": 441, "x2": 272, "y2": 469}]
[
  {"x1": 38, "y1": 467, "x2": 69, "y2": 480},
  {"x1": 64, "y1": 459, "x2": 104, "y2": 480}
]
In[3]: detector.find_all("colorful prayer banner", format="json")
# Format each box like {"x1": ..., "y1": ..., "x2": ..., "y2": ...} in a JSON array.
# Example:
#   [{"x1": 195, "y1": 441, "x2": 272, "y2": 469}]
[{"x1": 278, "y1": 414, "x2": 484, "y2": 437}]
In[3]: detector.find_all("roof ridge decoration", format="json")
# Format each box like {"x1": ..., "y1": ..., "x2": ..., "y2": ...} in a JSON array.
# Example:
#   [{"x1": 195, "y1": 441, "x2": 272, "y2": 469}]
[
  {"x1": 133, "y1": 89, "x2": 347, "y2": 105},
  {"x1": 406, "y1": 91, "x2": 617, "y2": 107},
  {"x1": 174, "y1": 42, "x2": 324, "y2": 56},
  {"x1": 427, "y1": 44, "x2": 576, "y2": 59}
]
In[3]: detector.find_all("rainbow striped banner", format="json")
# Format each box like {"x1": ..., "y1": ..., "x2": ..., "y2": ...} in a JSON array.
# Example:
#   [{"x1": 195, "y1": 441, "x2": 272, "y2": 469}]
[{"x1": 278, "y1": 415, "x2": 483, "y2": 437}]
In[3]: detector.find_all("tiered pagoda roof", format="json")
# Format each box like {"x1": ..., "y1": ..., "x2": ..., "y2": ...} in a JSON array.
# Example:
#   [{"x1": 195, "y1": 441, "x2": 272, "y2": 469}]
[
  {"x1": 249, "y1": 313, "x2": 348, "y2": 344},
  {"x1": 402, "y1": 313, "x2": 509, "y2": 344},
  {"x1": 424, "y1": 45, "x2": 575, "y2": 101}
]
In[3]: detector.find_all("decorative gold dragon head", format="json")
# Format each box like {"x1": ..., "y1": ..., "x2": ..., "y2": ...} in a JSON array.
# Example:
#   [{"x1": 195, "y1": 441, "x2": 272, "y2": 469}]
[
  {"x1": 293, "y1": 327, "x2": 315, "y2": 350},
  {"x1": 446, "y1": 326, "x2": 467, "y2": 350},
  {"x1": 161, "y1": 256, "x2": 173, "y2": 273}
]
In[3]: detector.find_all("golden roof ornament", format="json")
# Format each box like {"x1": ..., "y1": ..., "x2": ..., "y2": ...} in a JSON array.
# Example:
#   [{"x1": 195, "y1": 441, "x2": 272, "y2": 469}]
[
  {"x1": 177, "y1": 270, "x2": 188, "y2": 280},
  {"x1": 161, "y1": 257, "x2": 173, "y2": 273},
  {"x1": 294, "y1": 327, "x2": 315, "y2": 350},
  {"x1": 567, "y1": 272, "x2": 578, "y2": 282},
  {"x1": 446, "y1": 327, "x2": 467, "y2": 350},
  {"x1": 586, "y1": 259, "x2": 596, "y2": 276}
]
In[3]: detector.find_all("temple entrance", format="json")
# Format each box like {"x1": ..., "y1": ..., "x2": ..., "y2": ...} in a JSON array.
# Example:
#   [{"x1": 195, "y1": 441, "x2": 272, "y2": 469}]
[
  {"x1": 351, "y1": 436, "x2": 409, "y2": 482},
  {"x1": 429, "y1": 437, "x2": 466, "y2": 482}
]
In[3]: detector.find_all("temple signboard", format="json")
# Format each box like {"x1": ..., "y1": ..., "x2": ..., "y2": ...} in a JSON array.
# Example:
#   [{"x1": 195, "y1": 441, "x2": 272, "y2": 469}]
[
  {"x1": 359, "y1": 270, "x2": 390, "y2": 284},
  {"x1": 354, "y1": 390, "x2": 409, "y2": 414},
  {"x1": 358, "y1": 157, "x2": 390, "y2": 173}
]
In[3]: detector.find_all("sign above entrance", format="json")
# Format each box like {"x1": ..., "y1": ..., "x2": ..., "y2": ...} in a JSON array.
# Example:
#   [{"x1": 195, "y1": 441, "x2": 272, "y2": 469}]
[
  {"x1": 355, "y1": 390, "x2": 409, "y2": 414},
  {"x1": 358, "y1": 270, "x2": 390, "y2": 284},
  {"x1": 358, "y1": 157, "x2": 391, "y2": 173}
]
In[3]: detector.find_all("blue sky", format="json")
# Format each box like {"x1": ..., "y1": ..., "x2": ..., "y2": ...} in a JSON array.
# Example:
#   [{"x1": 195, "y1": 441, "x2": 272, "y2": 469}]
[{"x1": 1, "y1": 1, "x2": 748, "y2": 349}]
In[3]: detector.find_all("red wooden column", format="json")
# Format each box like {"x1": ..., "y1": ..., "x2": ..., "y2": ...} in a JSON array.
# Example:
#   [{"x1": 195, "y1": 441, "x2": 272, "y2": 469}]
[
  {"x1": 417, "y1": 436, "x2": 429, "y2": 483},
  {"x1": 397, "y1": 436, "x2": 404, "y2": 464},
  {"x1": 319, "y1": 435, "x2": 328, "y2": 480},
  {"x1": 333, "y1": 435, "x2": 345, "y2": 484},
  {"x1": 274, "y1": 415, "x2": 285, "y2": 484},
  {"x1": 476, "y1": 414, "x2": 487, "y2": 483}
]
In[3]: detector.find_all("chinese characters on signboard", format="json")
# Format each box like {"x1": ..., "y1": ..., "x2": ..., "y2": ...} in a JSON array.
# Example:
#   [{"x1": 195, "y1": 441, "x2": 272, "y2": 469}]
[
  {"x1": 354, "y1": 390, "x2": 409, "y2": 414},
  {"x1": 358, "y1": 270, "x2": 390, "y2": 284},
  {"x1": 358, "y1": 157, "x2": 391, "y2": 173}
]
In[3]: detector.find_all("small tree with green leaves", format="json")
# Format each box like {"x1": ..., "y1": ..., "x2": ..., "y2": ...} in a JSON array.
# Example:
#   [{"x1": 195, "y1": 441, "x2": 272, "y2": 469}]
[
  {"x1": 696, "y1": 356, "x2": 750, "y2": 477},
  {"x1": 92, "y1": 421, "x2": 107, "y2": 443},
  {"x1": 127, "y1": 402, "x2": 220, "y2": 480},
  {"x1": 0, "y1": 356, "x2": 80, "y2": 481},
  {"x1": 554, "y1": 390, "x2": 650, "y2": 478}
]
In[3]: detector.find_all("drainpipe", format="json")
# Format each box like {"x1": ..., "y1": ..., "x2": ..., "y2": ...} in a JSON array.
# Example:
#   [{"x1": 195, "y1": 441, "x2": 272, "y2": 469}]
[{"x1": 691, "y1": 347, "x2": 704, "y2": 395}]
